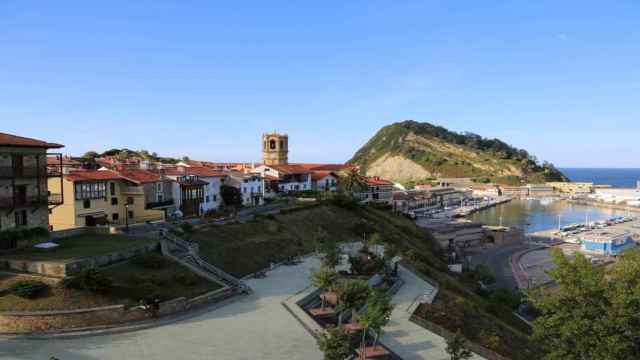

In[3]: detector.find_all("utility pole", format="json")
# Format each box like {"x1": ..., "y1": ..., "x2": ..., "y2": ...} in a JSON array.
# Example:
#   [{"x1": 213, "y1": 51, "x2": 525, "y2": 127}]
[{"x1": 558, "y1": 214, "x2": 562, "y2": 230}]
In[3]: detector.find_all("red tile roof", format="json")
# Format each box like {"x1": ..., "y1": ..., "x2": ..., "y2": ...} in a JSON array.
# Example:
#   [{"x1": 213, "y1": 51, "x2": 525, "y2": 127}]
[
  {"x1": 65, "y1": 170, "x2": 122, "y2": 182},
  {"x1": 164, "y1": 166, "x2": 227, "y2": 178},
  {"x1": 364, "y1": 176, "x2": 394, "y2": 186},
  {"x1": 118, "y1": 169, "x2": 166, "y2": 184},
  {"x1": 288, "y1": 163, "x2": 355, "y2": 172},
  {"x1": 311, "y1": 171, "x2": 337, "y2": 181},
  {"x1": 266, "y1": 164, "x2": 312, "y2": 174},
  {"x1": 0, "y1": 132, "x2": 63, "y2": 148}
]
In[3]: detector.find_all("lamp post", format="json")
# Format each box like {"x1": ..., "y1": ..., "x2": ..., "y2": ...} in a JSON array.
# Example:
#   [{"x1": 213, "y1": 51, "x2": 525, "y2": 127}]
[{"x1": 125, "y1": 203, "x2": 130, "y2": 232}]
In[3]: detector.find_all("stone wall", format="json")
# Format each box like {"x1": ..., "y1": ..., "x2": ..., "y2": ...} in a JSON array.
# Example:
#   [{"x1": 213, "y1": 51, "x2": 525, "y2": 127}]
[
  {"x1": 0, "y1": 287, "x2": 232, "y2": 334},
  {"x1": 0, "y1": 243, "x2": 159, "y2": 277}
]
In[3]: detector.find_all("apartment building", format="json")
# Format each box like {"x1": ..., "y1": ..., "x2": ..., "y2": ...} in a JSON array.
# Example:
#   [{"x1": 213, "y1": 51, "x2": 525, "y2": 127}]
[
  {"x1": 48, "y1": 169, "x2": 170, "y2": 230},
  {"x1": 0, "y1": 132, "x2": 64, "y2": 236},
  {"x1": 225, "y1": 171, "x2": 264, "y2": 207},
  {"x1": 357, "y1": 176, "x2": 394, "y2": 205}
]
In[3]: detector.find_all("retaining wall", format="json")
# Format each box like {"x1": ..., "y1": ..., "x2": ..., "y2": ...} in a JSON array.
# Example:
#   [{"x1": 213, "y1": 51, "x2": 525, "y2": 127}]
[
  {"x1": 0, "y1": 243, "x2": 159, "y2": 277},
  {"x1": 0, "y1": 287, "x2": 233, "y2": 334}
]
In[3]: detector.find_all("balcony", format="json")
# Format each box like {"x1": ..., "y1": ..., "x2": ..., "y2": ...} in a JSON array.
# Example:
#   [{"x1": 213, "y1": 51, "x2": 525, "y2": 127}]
[
  {"x1": 48, "y1": 193, "x2": 63, "y2": 205},
  {"x1": 0, "y1": 166, "x2": 47, "y2": 178},
  {"x1": 146, "y1": 199, "x2": 175, "y2": 209},
  {"x1": 123, "y1": 186, "x2": 144, "y2": 195},
  {"x1": 0, "y1": 195, "x2": 48, "y2": 209}
]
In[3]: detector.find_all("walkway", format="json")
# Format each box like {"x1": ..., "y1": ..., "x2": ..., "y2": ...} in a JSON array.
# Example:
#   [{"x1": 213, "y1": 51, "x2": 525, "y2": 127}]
[
  {"x1": 381, "y1": 265, "x2": 484, "y2": 360},
  {"x1": 1, "y1": 258, "x2": 324, "y2": 360}
]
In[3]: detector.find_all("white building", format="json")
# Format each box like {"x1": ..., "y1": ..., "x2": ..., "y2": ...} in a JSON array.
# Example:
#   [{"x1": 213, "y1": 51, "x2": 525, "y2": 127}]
[
  {"x1": 590, "y1": 188, "x2": 640, "y2": 205},
  {"x1": 225, "y1": 171, "x2": 264, "y2": 207},
  {"x1": 357, "y1": 176, "x2": 394, "y2": 205},
  {"x1": 253, "y1": 164, "x2": 312, "y2": 193},
  {"x1": 164, "y1": 166, "x2": 226, "y2": 215},
  {"x1": 311, "y1": 171, "x2": 338, "y2": 192}
]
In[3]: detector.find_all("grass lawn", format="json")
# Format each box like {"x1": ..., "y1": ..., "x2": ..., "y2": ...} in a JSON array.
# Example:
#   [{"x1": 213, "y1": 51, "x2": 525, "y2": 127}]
[
  {"x1": 1, "y1": 234, "x2": 158, "y2": 262},
  {"x1": 0, "y1": 254, "x2": 221, "y2": 311}
]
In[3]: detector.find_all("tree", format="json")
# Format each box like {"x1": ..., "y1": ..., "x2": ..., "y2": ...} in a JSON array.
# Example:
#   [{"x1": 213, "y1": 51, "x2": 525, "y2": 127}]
[
  {"x1": 361, "y1": 290, "x2": 393, "y2": 348},
  {"x1": 82, "y1": 151, "x2": 99, "y2": 160},
  {"x1": 320, "y1": 238, "x2": 342, "y2": 268},
  {"x1": 337, "y1": 280, "x2": 371, "y2": 324},
  {"x1": 530, "y1": 248, "x2": 640, "y2": 360},
  {"x1": 446, "y1": 329, "x2": 472, "y2": 360},
  {"x1": 311, "y1": 267, "x2": 340, "y2": 309},
  {"x1": 339, "y1": 168, "x2": 368, "y2": 196},
  {"x1": 220, "y1": 185, "x2": 242, "y2": 211},
  {"x1": 317, "y1": 326, "x2": 351, "y2": 360}
]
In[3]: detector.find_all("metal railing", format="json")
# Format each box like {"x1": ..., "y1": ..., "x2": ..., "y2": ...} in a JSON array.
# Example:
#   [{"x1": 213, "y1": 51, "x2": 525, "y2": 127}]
[
  {"x1": 48, "y1": 193, "x2": 63, "y2": 205},
  {"x1": 146, "y1": 199, "x2": 174, "y2": 209}
]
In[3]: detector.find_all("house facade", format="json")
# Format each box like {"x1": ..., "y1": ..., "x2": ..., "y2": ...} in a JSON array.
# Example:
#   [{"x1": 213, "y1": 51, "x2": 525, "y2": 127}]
[
  {"x1": 253, "y1": 164, "x2": 312, "y2": 193},
  {"x1": 580, "y1": 231, "x2": 636, "y2": 256},
  {"x1": 165, "y1": 167, "x2": 226, "y2": 216},
  {"x1": 118, "y1": 170, "x2": 176, "y2": 220},
  {"x1": 357, "y1": 176, "x2": 394, "y2": 205},
  {"x1": 225, "y1": 171, "x2": 264, "y2": 207},
  {"x1": 48, "y1": 169, "x2": 168, "y2": 230},
  {"x1": 311, "y1": 171, "x2": 338, "y2": 192},
  {"x1": 0, "y1": 133, "x2": 64, "y2": 239}
]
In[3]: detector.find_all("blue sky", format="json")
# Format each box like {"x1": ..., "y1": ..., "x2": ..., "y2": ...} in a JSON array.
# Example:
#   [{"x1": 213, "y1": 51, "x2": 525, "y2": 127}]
[{"x1": 1, "y1": 1, "x2": 639, "y2": 167}]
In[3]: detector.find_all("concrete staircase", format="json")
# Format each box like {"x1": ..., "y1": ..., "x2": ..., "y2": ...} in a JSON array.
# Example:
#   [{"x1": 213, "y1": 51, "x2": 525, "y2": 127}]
[{"x1": 161, "y1": 233, "x2": 251, "y2": 293}]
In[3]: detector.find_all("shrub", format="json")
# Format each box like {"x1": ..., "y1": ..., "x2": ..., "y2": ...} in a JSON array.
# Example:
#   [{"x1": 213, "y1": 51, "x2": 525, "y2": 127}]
[
  {"x1": 173, "y1": 273, "x2": 201, "y2": 286},
  {"x1": 471, "y1": 264, "x2": 496, "y2": 285},
  {"x1": 64, "y1": 268, "x2": 112, "y2": 293},
  {"x1": 9, "y1": 280, "x2": 49, "y2": 299},
  {"x1": 180, "y1": 222, "x2": 194, "y2": 233},
  {"x1": 132, "y1": 253, "x2": 170, "y2": 269}
]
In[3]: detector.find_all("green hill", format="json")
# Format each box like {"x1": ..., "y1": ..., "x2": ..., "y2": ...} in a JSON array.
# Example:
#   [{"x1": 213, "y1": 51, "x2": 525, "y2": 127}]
[{"x1": 349, "y1": 120, "x2": 567, "y2": 185}]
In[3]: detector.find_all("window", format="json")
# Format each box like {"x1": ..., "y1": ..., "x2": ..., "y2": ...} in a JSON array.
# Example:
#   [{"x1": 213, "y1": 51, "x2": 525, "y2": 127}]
[
  {"x1": 128, "y1": 211, "x2": 134, "y2": 219},
  {"x1": 213, "y1": 195, "x2": 217, "y2": 202},
  {"x1": 156, "y1": 182, "x2": 163, "y2": 193},
  {"x1": 110, "y1": 182, "x2": 116, "y2": 196},
  {"x1": 205, "y1": 195, "x2": 210, "y2": 203},
  {"x1": 157, "y1": 193, "x2": 164, "y2": 202},
  {"x1": 111, "y1": 197, "x2": 118, "y2": 205},
  {"x1": 83, "y1": 200, "x2": 91, "y2": 209},
  {"x1": 126, "y1": 197, "x2": 134, "y2": 205},
  {"x1": 243, "y1": 187, "x2": 247, "y2": 193},
  {"x1": 112, "y1": 213, "x2": 119, "y2": 221},
  {"x1": 279, "y1": 140, "x2": 284, "y2": 149},
  {"x1": 15, "y1": 210, "x2": 27, "y2": 227},
  {"x1": 269, "y1": 139, "x2": 276, "y2": 149},
  {"x1": 75, "y1": 182, "x2": 107, "y2": 200}
]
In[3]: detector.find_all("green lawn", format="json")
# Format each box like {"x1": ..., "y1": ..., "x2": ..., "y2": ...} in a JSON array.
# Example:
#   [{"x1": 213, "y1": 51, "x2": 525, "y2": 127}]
[
  {"x1": 0, "y1": 254, "x2": 222, "y2": 311},
  {"x1": 1, "y1": 234, "x2": 158, "y2": 262}
]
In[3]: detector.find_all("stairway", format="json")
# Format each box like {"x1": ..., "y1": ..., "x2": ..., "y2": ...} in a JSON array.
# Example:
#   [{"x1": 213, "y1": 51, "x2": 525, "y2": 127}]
[{"x1": 161, "y1": 233, "x2": 251, "y2": 293}]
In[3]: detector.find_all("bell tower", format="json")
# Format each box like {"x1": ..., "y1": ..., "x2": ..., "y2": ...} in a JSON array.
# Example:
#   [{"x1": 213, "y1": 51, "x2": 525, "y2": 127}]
[{"x1": 262, "y1": 132, "x2": 289, "y2": 166}]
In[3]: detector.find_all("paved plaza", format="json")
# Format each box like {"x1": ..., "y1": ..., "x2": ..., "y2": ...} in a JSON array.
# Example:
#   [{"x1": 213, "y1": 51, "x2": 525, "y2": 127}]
[
  {"x1": 0, "y1": 258, "x2": 324, "y2": 360},
  {"x1": 381, "y1": 265, "x2": 484, "y2": 360}
]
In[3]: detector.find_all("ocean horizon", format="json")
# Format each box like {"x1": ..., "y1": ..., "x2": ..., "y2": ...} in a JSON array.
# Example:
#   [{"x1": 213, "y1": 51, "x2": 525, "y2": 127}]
[{"x1": 559, "y1": 168, "x2": 640, "y2": 188}]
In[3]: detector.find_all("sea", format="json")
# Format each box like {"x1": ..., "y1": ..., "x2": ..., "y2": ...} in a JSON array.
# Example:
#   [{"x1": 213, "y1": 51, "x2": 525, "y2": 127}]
[
  {"x1": 560, "y1": 168, "x2": 640, "y2": 188},
  {"x1": 471, "y1": 168, "x2": 640, "y2": 233}
]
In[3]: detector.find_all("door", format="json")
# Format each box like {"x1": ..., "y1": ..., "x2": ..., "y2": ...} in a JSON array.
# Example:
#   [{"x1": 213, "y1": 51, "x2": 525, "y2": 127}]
[{"x1": 85, "y1": 216, "x2": 97, "y2": 227}]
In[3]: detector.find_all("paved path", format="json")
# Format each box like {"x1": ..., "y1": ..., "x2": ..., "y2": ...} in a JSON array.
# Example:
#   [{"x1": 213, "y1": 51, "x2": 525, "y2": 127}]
[
  {"x1": 381, "y1": 265, "x2": 484, "y2": 360},
  {"x1": 1, "y1": 258, "x2": 323, "y2": 360}
]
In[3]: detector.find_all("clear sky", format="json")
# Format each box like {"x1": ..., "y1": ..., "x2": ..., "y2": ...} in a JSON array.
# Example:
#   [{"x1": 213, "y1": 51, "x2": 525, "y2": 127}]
[{"x1": 1, "y1": 1, "x2": 639, "y2": 167}]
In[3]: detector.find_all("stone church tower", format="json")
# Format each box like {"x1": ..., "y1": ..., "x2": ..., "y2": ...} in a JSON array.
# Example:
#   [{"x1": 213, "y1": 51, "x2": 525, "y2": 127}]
[{"x1": 262, "y1": 132, "x2": 288, "y2": 166}]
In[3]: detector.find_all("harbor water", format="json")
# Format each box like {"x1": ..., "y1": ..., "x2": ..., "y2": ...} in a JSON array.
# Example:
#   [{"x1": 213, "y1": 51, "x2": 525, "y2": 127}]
[{"x1": 471, "y1": 198, "x2": 629, "y2": 233}]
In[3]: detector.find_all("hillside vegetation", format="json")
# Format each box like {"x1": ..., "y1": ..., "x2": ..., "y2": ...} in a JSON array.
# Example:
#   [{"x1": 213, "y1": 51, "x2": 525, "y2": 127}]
[{"x1": 349, "y1": 120, "x2": 567, "y2": 185}]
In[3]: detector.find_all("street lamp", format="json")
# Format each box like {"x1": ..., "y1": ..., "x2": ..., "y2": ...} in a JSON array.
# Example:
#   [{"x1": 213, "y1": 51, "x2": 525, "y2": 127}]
[{"x1": 125, "y1": 203, "x2": 130, "y2": 232}]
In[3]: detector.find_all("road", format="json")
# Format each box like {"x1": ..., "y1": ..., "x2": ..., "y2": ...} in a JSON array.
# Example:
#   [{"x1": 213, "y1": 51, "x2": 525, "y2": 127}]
[
  {"x1": 469, "y1": 243, "x2": 531, "y2": 290},
  {"x1": 1, "y1": 257, "x2": 323, "y2": 360}
]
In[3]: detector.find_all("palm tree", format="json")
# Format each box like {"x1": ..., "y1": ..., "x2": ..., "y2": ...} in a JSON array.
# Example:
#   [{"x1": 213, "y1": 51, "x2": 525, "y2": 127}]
[{"x1": 311, "y1": 267, "x2": 340, "y2": 309}]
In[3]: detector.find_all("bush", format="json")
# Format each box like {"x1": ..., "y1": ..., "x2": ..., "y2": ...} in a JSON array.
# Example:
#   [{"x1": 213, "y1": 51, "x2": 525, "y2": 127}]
[
  {"x1": 8, "y1": 280, "x2": 49, "y2": 299},
  {"x1": 173, "y1": 273, "x2": 201, "y2": 286},
  {"x1": 132, "y1": 253, "x2": 170, "y2": 269},
  {"x1": 64, "y1": 268, "x2": 112, "y2": 293},
  {"x1": 471, "y1": 264, "x2": 496, "y2": 285},
  {"x1": 180, "y1": 222, "x2": 194, "y2": 233}
]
